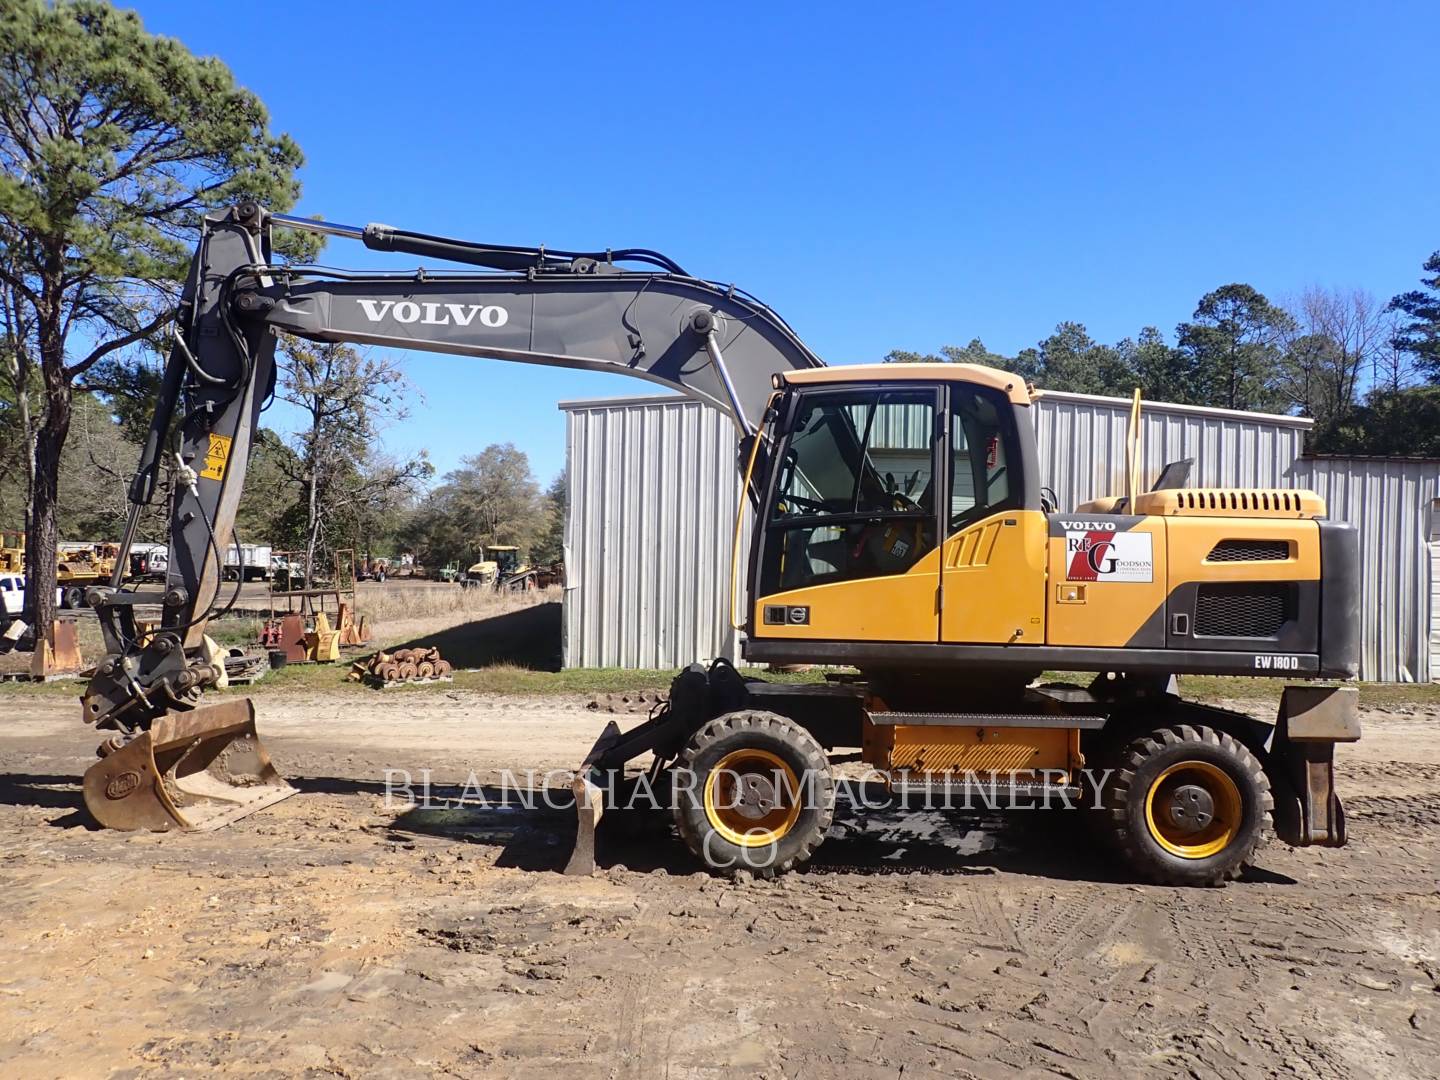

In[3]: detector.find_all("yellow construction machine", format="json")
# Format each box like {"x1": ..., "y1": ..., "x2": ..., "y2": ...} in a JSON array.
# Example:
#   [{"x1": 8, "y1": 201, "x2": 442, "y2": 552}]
[
  {"x1": 57, "y1": 543, "x2": 123, "y2": 609},
  {"x1": 2, "y1": 533, "x2": 126, "y2": 608},
  {"x1": 462, "y1": 545, "x2": 537, "y2": 590},
  {"x1": 0, "y1": 530, "x2": 23, "y2": 575},
  {"x1": 78, "y1": 204, "x2": 1359, "y2": 885}
]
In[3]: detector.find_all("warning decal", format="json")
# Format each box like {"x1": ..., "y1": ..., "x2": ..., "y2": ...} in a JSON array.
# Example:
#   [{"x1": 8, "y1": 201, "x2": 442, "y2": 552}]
[
  {"x1": 1065, "y1": 529, "x2": 1153, "y2": 583},
  {"x1": 199, "y1": 433, "x2": 232, "y2": 482}
]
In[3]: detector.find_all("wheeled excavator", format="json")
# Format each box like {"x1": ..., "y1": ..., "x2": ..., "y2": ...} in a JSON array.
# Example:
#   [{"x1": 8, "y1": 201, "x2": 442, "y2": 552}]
[{"x1": 79, "y1": 203, "x2": 1360, "y2": 885}]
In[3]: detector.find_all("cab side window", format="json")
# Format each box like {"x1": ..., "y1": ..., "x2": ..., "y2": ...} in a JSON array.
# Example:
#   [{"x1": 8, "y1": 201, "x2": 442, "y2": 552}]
[
  {"x1": 762, "y1": 387, "x2": 938, "y2": 594},
  {"x1": 950, "y1": 384, "x2": 1021, "y2": 529}
]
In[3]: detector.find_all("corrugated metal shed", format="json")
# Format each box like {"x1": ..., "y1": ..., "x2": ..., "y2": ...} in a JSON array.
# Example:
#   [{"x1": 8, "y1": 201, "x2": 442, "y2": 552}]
[
  {"x1": 1034, "y1": 390, "x2": 1311, "y2": 508},
  {"x1": 560, "y1": 389, "x2": 1322, "y2": 672},
  {"x1": 560, "y1": 395, "x2": 744, "y2": 669},
  {"x1": 1287, "y1": 456, "x2": 1440, "y2": 682},
  {"x1": 1431, "y1": 528, "x2": 1440, "y2": 679}
]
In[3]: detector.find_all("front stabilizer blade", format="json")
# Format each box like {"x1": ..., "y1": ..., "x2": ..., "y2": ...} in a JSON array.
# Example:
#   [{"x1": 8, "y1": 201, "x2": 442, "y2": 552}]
[
  {"x1": 82, "y1": 698, "x2": 297, "y2": 831},
  {"x1": 563, "y1": 720, "x2": 622, "y2": 876}
]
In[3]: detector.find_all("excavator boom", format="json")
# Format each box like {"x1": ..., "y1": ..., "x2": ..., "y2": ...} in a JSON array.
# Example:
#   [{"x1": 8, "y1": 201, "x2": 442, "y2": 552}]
[{"x1": 80, "y1": 202, "x2": 822, "y2": 830}]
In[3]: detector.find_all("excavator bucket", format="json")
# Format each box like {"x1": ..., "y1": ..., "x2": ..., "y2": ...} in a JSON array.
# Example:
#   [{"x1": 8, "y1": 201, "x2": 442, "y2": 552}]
[{"x1": 82, "y1": 698, "x2": 296, "y2": 831}]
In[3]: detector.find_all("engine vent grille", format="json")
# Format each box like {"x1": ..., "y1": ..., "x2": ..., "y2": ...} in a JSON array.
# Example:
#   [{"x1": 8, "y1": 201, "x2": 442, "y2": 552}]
[
  {"x1": 1131, "y1": 487, "x2": 1325, "y2": 518},
  {"x1": 1206, "y1": 539, "x2": 1291, "y2": 562},
  {"x1": 1182, "y1": 490, "x2": 1301, "y2": 512},
  {"x1": 1194, "y1": 583, "x2": 1290, "y2": 638}
]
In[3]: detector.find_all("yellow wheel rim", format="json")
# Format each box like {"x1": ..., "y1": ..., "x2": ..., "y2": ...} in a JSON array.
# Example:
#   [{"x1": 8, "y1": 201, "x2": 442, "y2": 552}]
[
  {"x1": 703, "y1": 748, "x2": 801, "y2": 847},
  {"x1": 1144, "y1": 760, "x2": 1243, "y2": 859}
]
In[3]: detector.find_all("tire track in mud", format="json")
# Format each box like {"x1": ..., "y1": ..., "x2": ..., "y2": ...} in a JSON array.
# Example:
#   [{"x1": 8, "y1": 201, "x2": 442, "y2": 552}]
[{"x1": 1346, "y1": 791, "x2": 1440, "y2": 831}]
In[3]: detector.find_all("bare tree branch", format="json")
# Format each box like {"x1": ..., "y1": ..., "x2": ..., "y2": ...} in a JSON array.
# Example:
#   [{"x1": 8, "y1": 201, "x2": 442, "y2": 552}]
[{"x1": 64, "y1": 307, "x2": 173, "y2": 379}]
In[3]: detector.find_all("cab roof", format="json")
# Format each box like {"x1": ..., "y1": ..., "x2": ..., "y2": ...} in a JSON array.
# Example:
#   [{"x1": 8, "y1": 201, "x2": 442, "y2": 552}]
[{"x1": 779, "y1": 363, "x2": 1032, "y2": 406}]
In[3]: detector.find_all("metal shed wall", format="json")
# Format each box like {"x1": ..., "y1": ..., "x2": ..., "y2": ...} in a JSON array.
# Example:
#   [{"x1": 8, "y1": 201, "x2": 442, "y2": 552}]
[
  {"x1": 561, "y1": 390, "x2": 1317, "y2": 671},
  {"x1": 1287, "y1": 457, "x2": 1440, "y2": 682},
  {"x1": 561, "y1": 395, "x2": 743, "y2": 669},
  {"x1": 1034, "y1": 391, "x2": 1311, "y2": 508},
  {"x1": 1431, "y1": 534, "x2": 1440, "y2": 680}
]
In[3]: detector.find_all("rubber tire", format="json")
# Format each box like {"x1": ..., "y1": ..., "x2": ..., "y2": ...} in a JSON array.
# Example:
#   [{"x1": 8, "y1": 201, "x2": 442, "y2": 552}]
[
  {"x1": 1104, "y1": 723, "x2": 1272, "y2": 886},
  {"x1": 62, "y1": 586, "x2": 84, "y2": 610},
  {"x1": 673, "y1": 710, "x2": 834, "y2": 879}
]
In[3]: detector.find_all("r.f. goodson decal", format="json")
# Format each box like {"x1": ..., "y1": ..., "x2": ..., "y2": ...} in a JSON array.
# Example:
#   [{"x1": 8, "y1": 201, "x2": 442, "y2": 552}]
[{"x1": 355, "y1": 299, "x2": 509, "y2": 328}]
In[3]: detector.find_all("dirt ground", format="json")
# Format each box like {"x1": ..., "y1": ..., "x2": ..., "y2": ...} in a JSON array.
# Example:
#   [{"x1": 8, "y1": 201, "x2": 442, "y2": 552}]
[{"x1": 0, "y1": 690, "x2": 1437, "y2": 1079}]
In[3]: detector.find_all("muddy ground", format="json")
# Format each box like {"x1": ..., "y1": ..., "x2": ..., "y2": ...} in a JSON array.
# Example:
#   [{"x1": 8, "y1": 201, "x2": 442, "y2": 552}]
[{"x1": 0, "y1": 691, "x2": 1436, "y2": 1078}]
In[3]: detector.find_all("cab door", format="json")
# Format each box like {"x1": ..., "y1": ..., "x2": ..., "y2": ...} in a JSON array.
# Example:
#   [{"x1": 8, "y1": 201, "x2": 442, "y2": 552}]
[
  {"x1": 752, "y1": 385, "x2": 943, "y2": 643},
  {"x1": 940, "y1": 382, "x2": 1047, "y2": 644}
]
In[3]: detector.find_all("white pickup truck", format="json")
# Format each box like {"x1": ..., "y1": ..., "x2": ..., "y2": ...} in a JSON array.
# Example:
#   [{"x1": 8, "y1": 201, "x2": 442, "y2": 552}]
[
  {"x1": 0, "y1": 574, "x2": 66, "y2": 619},
  {"x1": 128, "y1": 542, "x2": 169, "y2": 582}
]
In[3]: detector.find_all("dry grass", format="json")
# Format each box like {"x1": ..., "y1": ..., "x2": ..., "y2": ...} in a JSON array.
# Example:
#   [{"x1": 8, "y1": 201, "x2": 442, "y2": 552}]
[
  {"x1": 358, "y1": 582, "x2": 560, "y2": 625},
  {"x1": 1, "y1": 584, "x2": 556, "y2": 678},
  {"x1": 357, "y1": 584, "x2": 558, "y2": 650}
]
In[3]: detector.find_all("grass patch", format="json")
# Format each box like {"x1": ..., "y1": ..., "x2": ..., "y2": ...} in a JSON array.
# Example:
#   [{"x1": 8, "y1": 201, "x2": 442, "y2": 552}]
[
  {"x1": 359, "y1": 583, "x2": 561, "y2": 624},
  {"x1": 1173, "y1": 674, "x2": 1440, "y2": 708},
  {"x1": 2, "y1": 657, "x2": 1432, "y2": 707},
  {"x1": 206, "y1": 619, "x2": 262, "y2": 647},
  {"x1": 226, "y1": 659, "x2": 833, "y2": 698},
  {"x1": 0, "y1": 656, "x2": 834, "y2": 702}
]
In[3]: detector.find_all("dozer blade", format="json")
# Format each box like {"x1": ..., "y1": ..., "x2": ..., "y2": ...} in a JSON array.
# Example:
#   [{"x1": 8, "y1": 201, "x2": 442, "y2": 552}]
[{"x1": 82, "y1": 698, "x2": 297, "y2": 832}]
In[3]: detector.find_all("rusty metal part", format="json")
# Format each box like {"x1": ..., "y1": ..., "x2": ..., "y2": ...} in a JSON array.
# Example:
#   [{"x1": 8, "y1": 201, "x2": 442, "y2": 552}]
[
  {"x1": 30, "y1": 620, "x2": 83, "y2": 680},
  {"x1": 353, "y1": 647, "x2": 451, "y2": 686},
  {"x1": 274, "y1": 614, "x2": 307, "y2": 662},
  {"x1": 82, "y1": 698, "x2": 296, "y2": 831},
  {"x1": 337, "y1": 601, "x2": 371, "y2": 646}
]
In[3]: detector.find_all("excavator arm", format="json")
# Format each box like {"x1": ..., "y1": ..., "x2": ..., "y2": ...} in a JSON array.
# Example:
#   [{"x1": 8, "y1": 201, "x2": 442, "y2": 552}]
[{"x1": 82, "y1": 202, "x2": 822, "y2": 748}]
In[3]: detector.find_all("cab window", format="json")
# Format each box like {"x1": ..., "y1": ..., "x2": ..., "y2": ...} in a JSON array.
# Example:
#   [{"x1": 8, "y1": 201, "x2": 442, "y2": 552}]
[
  {"x1": 950, "y1": 383, "x2": 1021, "y2": 529},
  {"x1": 762, "y1": 387, "x2": 938, "y2": 594}
]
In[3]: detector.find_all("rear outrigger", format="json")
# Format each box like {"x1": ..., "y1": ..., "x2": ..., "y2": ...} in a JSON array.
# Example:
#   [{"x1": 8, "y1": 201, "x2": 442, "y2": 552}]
[{"x1": 79, "y1": 204, "x2": 1360, "y2": 885}]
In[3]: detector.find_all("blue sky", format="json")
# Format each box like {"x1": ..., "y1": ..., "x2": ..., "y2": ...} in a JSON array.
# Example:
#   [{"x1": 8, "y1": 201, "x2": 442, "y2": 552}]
[{"x1": 130, "y1": 1, "x2": 1438, "y2": 483}]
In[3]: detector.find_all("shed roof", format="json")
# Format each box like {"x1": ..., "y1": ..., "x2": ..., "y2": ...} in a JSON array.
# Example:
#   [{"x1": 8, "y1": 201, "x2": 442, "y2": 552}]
[{"x1": 562, "y1": 386, "x2": 1315, "y2": 429}]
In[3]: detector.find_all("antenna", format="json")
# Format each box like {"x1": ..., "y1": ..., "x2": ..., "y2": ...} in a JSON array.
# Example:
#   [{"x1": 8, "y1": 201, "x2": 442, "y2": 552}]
[{"x1": 1126, "y1": 388, "x2": 1143, "y2": 506}]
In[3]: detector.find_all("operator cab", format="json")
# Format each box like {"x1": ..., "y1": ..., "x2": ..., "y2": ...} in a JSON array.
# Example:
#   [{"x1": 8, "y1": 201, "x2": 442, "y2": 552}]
[{"x1": 749, "y1": 364, "x2": 1042, "y2": 648}]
